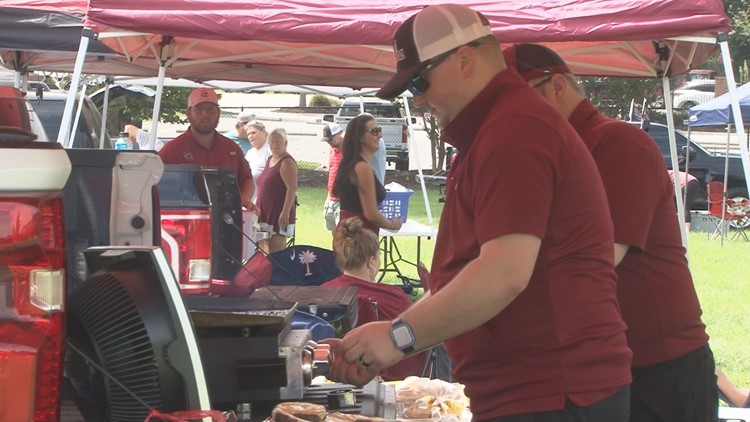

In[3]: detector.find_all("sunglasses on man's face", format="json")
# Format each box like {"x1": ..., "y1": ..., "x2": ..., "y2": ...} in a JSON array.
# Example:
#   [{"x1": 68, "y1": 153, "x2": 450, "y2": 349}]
[
  {"x1": 406, "y1": 41, "x2": 480, "y2": 96},
  {"x1": 367, "y1": 126, "x2": 383, "y2": 135}
]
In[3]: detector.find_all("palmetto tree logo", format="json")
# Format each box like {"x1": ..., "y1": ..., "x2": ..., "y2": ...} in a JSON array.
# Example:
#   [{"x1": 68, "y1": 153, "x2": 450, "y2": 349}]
[{"x1": 298, "y1": 250, "x2": 317, "y2": 276}]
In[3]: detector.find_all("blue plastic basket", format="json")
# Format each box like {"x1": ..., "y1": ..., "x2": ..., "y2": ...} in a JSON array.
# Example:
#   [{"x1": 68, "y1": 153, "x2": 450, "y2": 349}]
[{"x1": 379, "y1": 190, "x2": 414, "y2": 221}]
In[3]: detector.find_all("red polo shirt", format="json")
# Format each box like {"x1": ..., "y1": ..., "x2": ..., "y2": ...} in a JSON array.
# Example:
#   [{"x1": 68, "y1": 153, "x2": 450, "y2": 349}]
[
  {"x1": 569, "y1": 99, "x2": 708, "y2": 367},
  {"x1": 432, "y1": 69, "x2": 632, "y2": 419},
  {"x1": 322, "y1": 274, "x2": 425, "y2": 381},
  {"x1": 328, "y1": 146, "x2": 343, "y2": 201},
  {"x1": 159, "y1": 128, "x2": 252, "y2": 187}
]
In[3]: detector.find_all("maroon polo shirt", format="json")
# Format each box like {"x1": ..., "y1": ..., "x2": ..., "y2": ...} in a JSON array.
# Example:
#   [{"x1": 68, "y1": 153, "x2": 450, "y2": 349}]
[
  {"x1": 432, "y1": 69, "x2": 632, "y2": 419},
  {"x1": 569, "y1": 99, "x2": 709, "y2": 367},
  {"x1": 328, "y1": 146, "x2": 343, "y2": 201},
  {"x1": 322, "y1": 274, "x2": 425, "y2": 381},
  {"x1": 159, "y1": 128, "x2": 252, "y2": 187}
]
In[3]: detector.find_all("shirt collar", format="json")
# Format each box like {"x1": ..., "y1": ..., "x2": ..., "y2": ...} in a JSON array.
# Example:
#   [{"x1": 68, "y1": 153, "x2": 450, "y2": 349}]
[{"x1": 567, "y1": 98, "x2": 599, "y2": 132}]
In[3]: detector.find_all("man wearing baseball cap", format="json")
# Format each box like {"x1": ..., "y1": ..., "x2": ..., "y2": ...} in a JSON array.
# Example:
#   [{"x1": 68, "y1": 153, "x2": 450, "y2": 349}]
[
  {"x1": 322, "y1": 123, "x2": 344, "y2": 232},
  {"x1": 331, "y1": 5, "x2": 632, "y2": 421},
  {"x1": 223, "y1": 110, "x2": 255, "y2": 155},
  {"x1": 505, "y1": 43, "x2": 717, "y2": 422},
  {"x1": 159, "y1": 88, "x2": 257, "y2": 211}
]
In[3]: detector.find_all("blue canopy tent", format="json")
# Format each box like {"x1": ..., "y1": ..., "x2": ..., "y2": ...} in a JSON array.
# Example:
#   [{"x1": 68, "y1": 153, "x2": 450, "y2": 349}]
[
  {"x1": 689, "y1": 82, "x2": 750, "y2": 127},
  {"x1": 686, "y1": 82, "x2": 750, "y2": 240}
]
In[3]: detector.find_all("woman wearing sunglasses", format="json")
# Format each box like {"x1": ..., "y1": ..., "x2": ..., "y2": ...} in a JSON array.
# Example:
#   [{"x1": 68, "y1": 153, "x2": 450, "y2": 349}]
[{"x1": 333, "y1": 113, "x2": 403, "y2": 237}]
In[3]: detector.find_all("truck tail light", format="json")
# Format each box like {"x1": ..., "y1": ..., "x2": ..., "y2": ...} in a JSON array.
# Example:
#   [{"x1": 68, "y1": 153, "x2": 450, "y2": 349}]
[
  {"x1": 402, "y1": 124, "x2": 409, "y2": 144},
  {"x1": 161, "y1": 209, "x2": 212, "y2": 294},
  {"x1": 0, "y1": 194, "x2": 66, "y2": 422}
]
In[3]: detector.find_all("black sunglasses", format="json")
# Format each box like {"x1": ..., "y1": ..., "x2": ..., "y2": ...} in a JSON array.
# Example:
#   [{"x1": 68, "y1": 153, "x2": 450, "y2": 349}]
[
  {"x1": 367, "y1": 126, "x2": 383, "y2": 135},
  {"x1": 407, "y1": 41, "x2": 480, "y2": 96}
]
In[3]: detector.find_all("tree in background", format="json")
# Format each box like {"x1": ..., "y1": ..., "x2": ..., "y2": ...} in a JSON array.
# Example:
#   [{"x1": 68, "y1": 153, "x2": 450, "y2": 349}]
[
  {"x1": 724, "y1": 0, "x2": 750, "y2": 80},
  {"x1": 580, "y1": 77, "x2": 664, "y2": 120},
  {"x1": 100, "y1": 87, "x2": 196, "y2": 136}
]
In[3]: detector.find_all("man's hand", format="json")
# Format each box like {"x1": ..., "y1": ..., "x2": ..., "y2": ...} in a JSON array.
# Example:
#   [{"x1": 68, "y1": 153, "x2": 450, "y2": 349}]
[
  {"x1": 339, "y1": 321, "x2": 404, "y2": 375},
  {"x1": 319, "y1": 338, "x2": 377, "y2": 386},
  {"x1": 243, "y1": 200, "x2": 260, "y2": 214}
]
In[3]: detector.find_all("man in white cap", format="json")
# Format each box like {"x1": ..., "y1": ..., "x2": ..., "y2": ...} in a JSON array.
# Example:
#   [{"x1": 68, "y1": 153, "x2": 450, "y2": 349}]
[
  {"x1": 321, "y1": 122, "x2": 344, "y2": 232},
  {"x1": 223, "y1": 110, "x2": 255, "y2": 155},
  {"x1": 330, "y1": 5, "x2": 632, "y2": 421},
  {"x1": 159, "y1": 88, "x2": 257, "y2": 211}
]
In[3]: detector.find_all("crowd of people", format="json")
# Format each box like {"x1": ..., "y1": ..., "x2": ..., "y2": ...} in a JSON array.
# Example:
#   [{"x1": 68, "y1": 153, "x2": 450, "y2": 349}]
[
  {"x1": 126, "y1": 5, "x2": 737, "y2": 419},
  {"x1": 152, "y1": 82, "x2": 402, "y2": 256}
]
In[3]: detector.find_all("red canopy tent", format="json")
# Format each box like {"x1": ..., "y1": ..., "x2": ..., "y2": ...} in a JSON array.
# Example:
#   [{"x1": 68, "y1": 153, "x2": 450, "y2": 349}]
[
  {"x1": 57, "y1": 0, "x2": 749, "y2": 247},
  {"x1": 78, "y1": 0, "x2": 729, "y2": 87}
]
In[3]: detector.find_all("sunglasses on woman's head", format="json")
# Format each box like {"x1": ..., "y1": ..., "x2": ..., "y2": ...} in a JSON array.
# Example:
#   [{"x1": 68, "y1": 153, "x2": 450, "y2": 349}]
[{"x1": 367, "y1": 127, "x2": 383, "y2": 135}]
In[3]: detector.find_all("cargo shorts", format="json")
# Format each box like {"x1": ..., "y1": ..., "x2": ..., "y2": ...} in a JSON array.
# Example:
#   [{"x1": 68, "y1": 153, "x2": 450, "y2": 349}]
[{"x1": 323, "y1": 198, "x2": 340, "y2": 231}]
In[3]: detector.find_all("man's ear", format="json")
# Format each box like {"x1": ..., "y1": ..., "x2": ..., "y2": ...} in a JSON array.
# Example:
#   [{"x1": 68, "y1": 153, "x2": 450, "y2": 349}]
[
  {"x1": 457, "y1": 44, "x2": 478, "y2": 77},
  {"x1": 549, "y1": 74, "x2": 568, "y2": 102}
]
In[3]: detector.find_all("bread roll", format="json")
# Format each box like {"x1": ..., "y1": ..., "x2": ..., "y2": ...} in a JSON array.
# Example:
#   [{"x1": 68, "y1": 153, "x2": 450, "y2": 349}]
[
  {"x1": 271, "y1": 402, "x2": 326, "y2": 422},
  {"x1": 325, "y1": 412, "x2": 389, "y2": 422}
]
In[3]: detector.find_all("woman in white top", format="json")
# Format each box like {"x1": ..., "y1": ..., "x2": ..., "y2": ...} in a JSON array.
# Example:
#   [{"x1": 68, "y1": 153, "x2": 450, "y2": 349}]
[{"x1": 244, "y1": 121, "x2": 272, "y2": 199}]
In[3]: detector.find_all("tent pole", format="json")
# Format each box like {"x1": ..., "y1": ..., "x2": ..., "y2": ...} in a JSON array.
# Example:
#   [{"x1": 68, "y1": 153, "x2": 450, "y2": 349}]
[
  {"x1": 719, "y1": 36, "x2": 750, "y2": 201},
  {"x1": 70, "y1": 82, "x2": 87, "y2": 148},
  {"x1": 99, "y1": 77, "x2": 112, "y2": 149},
  {"x1": 685, "y1": 125, "x2": 692, "y2": 220},
  {"x1": 148, "y1": 65, "x2": 167, "y2": 150},
  {"x1": 663, "y1": 76, "x2": 689, "y2": 252},
  {"x1": 60, "y1": 30, "x2": 90, "y2": 147}
]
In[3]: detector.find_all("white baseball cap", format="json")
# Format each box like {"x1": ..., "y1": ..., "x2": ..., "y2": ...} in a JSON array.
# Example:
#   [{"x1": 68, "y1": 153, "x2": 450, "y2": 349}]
[{"x1": 377, "y1": 4, "x2": 492, "y2": 99}]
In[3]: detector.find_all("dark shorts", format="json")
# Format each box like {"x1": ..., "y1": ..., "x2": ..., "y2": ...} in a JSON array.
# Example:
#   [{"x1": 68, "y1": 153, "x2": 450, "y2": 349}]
[
  {"x1": 631, "y1": 344, "x2": 718, "y2": 422},
  {"x1": 481, "y1": 386, "x2": 630, "y2": 422}
]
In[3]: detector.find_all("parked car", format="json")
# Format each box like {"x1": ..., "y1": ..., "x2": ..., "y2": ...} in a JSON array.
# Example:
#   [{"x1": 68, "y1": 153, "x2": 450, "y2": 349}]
[
  {"x1": 672, "y1": 79, "x2": 715, "y2": 109},
  {"x1": 0, "y1": 85, "x2": 52, "y2": 142},
  {"x1": 323, "y1": 97, "x2": 412, "y2": 170},
  {"x1": 636, "y1": 122, "x2": 748, "y2": 208},
  {"x1": 26, "y1": 90, "x2": 111, "y2": 149}
]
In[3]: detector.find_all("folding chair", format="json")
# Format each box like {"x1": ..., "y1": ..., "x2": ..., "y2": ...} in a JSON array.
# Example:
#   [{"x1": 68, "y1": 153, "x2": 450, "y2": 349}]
[
  {"x1": 267, "y1": 244, "x2": 341, "y2": 286},
  {"x1": 707, "y1": 182, "x2": 750, "y2": 242}
]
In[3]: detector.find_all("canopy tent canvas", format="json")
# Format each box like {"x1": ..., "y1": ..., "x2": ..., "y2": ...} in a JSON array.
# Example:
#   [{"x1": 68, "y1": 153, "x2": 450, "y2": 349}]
[
  {"x1": 0, "y1": 1, "x2": 163, "y2": 79},
  {"x1": 80, "y1": 0, "x2": 729, "y2": 87},
  {"x1": 56, "y1": 0, "x2": 749, "y2": 251},
  {"x1": 689, "y1": 81, "x2": 750, "y2": 127}
]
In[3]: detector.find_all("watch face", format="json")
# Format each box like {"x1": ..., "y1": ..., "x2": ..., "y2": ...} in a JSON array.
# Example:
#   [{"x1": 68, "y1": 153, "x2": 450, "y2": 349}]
[{"x1": 392, "y1": 324, "x2": 414, "y2": 347}]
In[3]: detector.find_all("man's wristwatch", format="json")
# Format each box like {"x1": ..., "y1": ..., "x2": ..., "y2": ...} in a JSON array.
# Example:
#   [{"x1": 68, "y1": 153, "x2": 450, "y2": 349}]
[{"x1": 390, "y1": 318, "x2": 415, "y2": 354}]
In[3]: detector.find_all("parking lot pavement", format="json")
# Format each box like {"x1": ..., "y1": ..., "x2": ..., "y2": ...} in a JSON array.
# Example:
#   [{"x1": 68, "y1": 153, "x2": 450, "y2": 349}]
[
  {"x1": 689, "y1": 131, "x2": 743, "y2": 155},
  {"x1": 144, "y1": 111, "x2": 436, "y2": 171}
]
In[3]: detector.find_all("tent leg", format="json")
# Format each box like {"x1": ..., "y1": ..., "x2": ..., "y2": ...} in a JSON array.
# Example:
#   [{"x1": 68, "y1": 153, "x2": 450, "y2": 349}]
[{"x1": 59, "y1": 31, "x2": 90, "y2": 148}]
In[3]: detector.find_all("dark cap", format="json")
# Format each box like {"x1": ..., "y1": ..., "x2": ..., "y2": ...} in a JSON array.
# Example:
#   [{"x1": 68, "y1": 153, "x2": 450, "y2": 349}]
[
  {"x1": 502, "y1": 43, "x2": 572, "y2": 82},
  {"x1": 376, "y1": 4, "x2": 492, "y2": 99}
]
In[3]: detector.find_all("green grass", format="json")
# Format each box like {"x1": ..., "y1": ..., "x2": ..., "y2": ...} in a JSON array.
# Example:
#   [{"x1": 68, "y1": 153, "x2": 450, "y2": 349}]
[
  {"x1": 688, "y1": 232, "x2": 750, "y2": 388},
  {"x1": 297, "y1": 161, "x2": 320, "y2": 170},
  {"x1": 294, "y1": 185, "x2": 443, "y2": 285},
  {"x1": 293, "y1": 185, "x2": 750, "y2": 386}
]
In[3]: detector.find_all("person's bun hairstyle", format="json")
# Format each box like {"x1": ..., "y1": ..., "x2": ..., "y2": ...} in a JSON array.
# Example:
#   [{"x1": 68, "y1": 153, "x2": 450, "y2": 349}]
[{"x1": 334, "y1": 217, "x2": 379, "y2": 271}]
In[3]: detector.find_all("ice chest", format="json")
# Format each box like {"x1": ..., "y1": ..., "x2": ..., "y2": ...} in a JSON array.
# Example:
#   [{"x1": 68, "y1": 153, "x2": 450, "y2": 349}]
[{"x1": 379, "y1": 189, "x2": 414, "y2": 221}]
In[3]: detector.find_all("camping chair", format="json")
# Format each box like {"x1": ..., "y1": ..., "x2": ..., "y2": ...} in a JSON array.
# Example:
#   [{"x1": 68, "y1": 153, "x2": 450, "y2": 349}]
[
  {"x1": 707, "y1": 181, "x2": 750, "y2": 242},
  {"x1": 267, "y1": 244, "x2": 341, "y2": 286}
]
